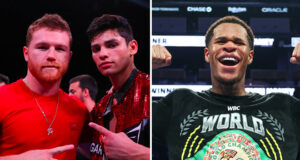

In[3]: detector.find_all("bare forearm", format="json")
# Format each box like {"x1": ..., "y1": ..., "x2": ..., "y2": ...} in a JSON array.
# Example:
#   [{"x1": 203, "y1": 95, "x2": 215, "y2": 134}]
[
  {"x1": 0, "y1": 154, "x2": 22, "y2": 160},
  {"x1": 0, "y1": 144, "x2": 74, "y2": 160}
]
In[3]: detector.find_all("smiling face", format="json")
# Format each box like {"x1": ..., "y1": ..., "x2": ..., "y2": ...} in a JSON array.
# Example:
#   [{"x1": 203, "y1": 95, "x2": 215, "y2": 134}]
[
  {"x1": 205, "y1": 23, "x2": 254, "y2": 85},
  {"x1": 23, "y1": 28, "x2": 72, "y2": 83},
  {"x1": 91, "y1": 29, "x2": 137, "y2": 78}
]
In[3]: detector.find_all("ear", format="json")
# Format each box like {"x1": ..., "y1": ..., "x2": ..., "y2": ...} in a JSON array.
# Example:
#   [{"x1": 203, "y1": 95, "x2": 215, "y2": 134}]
[
  {"x1": 204, "y1": 47, "x2": 210, "y2": 63},
  {"x1": 83, "y1": 88, "x2": 90, "y2": 97},
  {"x1": 247, "y1": 50, "x2": 254, "y2": 65},
  {"x1": 128, "y1": 40, "x2": 138, "y2": 56},
  {"x1": 23, "y1": 46, "x2": 29, "y2": 62}
]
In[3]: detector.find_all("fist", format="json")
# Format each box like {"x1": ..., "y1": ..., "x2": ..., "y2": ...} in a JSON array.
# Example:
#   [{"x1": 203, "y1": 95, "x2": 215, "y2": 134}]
[
  {"x1": 290, "y1": 43, "x2": 300, "y2": 65},
  {"x1": 152, "y1": 45, "x2": 172, "y2": 69}
]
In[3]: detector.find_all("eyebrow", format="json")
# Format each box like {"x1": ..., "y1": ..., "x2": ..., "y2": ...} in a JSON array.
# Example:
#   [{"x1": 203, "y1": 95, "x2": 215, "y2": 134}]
[
  {"x1": 35, "y1": 42, "x2": 69, "y2": 48},
  {"x1": 215, "y1": 36, "x2": 245, "y2": 41},
  {"x1": 104, "y1": 39, "x2": 118, "y2": 44},
  {"x1": 91, "y1": 39, "x2": 118, "y2": 48}
]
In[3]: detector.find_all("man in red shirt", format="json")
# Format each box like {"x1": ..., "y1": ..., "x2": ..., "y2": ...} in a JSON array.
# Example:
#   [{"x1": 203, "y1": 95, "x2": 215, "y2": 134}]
[
  {"x1": 0, "y1": 14, "x2": 89, "y2": 160},
  {"x1": 87, "y1": 14, "x2": 150, "y2": 160}
]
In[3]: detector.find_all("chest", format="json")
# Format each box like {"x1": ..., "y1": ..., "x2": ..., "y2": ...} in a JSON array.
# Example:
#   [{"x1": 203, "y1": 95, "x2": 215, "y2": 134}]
[
  {"x1": 0, "y1": 98, "x2": 86, "y2": 152},
  {"x1": 166, "y1": 100, "x2": 298, "y2": 160}
]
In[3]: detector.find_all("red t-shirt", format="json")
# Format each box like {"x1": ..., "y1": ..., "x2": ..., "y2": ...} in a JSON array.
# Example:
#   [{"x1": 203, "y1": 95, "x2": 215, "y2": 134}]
[{"x1": 0, "y1": 79, "x2": 89, "y2": 160}]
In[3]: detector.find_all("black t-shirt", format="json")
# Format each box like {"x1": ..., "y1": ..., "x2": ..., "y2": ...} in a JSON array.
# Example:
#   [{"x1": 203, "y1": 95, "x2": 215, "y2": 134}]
[{"x1": 153, "y1": 88, "x2": 300, "y2": 160}]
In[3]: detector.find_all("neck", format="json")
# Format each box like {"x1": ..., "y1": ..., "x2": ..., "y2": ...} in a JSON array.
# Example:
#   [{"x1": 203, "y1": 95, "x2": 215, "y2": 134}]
[
  {"x1": 211, "y1": 78, "x2": 247, "y2": 96},
  {"x1": 24, "y1": 71, "x2": 61, "y2": 96},
  {"x1": 109, "y1": 63, "x2": 135, "y2": 91},
  {"x1": 83, "y1": 98, "x2": 96, "y2": 113}
]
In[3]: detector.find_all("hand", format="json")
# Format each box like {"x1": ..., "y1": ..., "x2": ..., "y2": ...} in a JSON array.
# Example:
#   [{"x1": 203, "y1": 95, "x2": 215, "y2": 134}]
[
  {"x1": 89, "y1": 122, "x2": 149, "y2": 160},
  {"x1": 0, "y1": 144, "x2": 74, "y2": 160},
  {"x1": 152, "y1": 44, "x2": 172, "y2": 69},
  {"x1": 290, "y1": 43, "x2": 300, "y2": 65}
]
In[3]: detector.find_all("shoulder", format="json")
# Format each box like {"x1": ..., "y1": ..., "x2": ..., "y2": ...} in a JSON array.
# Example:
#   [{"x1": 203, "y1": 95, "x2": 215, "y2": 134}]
[
  {"x1": 93, "y1": 93, "x2": 110, "y2": 116},
  {"x1": 155, "y1": 88, "x2": 199, "y2": 105},
  {"x1": 267, "y1": 92, "x2": 297, "y2": 100},
  {"x1": 136, "y1": 71, "x2": 150, "y2": 81},
  {"x1": 132, "y1": 71, "x2": 149, "y2": 91},
  {"x1": 0, "y1": 79, "x2": 23, "y2": 96},
  {"x1": 168, "y1": 88, "x2": 198, "y2": 97},
  {"x1": 96, "y1": 92, "x2": 111, "y2": 107},
  {"x1": 266, "y1": 92, "x2": 300, "y2": 104},
  {"x1": 60, "y1": 90, "x2": 88, "y2": 111}
]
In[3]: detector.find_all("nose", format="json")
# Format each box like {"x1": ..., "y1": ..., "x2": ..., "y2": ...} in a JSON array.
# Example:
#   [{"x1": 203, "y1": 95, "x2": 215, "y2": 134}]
[
  {"x1": 223, "y1": 41, "x2": 237, "y2": 52},
  {"x1": 47, "y1": 47, "x2": 57, "y2": 61},
  {"x1": 98, "y1": 48, "x2": 109, "y2": 60}
]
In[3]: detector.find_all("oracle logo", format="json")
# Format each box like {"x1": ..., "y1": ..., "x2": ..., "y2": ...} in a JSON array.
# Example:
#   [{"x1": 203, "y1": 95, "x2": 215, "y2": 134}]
[{"x1": 261, "y1": 7, "x2": 288, "y2": 13}]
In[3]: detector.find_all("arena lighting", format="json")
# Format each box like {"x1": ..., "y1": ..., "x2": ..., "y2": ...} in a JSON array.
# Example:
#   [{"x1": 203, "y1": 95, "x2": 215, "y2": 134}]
[
  {"x1": 291, "y1": 37, "x2": 300, "y2": 47},
  {"x1": 151, "y1": 85, "x2": 295, "y2": 97},
  {"x1": 152, "y1": 35, "x2": 274, "y2": 47}
]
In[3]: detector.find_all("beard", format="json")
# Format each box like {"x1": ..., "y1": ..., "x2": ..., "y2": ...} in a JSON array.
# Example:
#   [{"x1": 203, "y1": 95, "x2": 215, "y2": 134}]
[
  {"x1": 28, "y1": 61, "x2": 68, "y2": 83},
  {"x1": 79, "y1": 94, "x2": 84, "y2": 102}
]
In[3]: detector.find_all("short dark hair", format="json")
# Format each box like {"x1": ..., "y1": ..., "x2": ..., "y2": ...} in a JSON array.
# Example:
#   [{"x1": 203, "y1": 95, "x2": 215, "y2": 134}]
[
  {"x1": 26, "y1": 13, "x2": 72, "y2": 47},
  {"x1": 0, "y1": 73, "x2": 9, "y2": 84},
  {"x1": 86, "y1": 14, "x2": 134, "y2": 44},
  {"x1": 205, "y1": 16, "x2": 254, "y2": 50},
  {"x1": 69, "y1": 74, "x2": 98, "y2": 101}
]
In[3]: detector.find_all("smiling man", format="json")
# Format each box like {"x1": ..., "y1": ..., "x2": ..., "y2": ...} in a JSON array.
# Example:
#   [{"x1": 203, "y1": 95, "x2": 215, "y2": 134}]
[
  {"x1": 204, "y1": 18, "x2": 254, "y2": 96},
  {"x1": 153, "y1": 16, "x2": 300, "y2": 160}
]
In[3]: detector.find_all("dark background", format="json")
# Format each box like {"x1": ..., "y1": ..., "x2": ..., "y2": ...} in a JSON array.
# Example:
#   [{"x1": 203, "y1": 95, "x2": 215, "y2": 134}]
[{"x1": 0, "y1": 0, "x2": 150, "y2": 100}]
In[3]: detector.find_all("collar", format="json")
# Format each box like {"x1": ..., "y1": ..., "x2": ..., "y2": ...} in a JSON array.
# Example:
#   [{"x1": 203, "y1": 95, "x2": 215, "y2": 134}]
[
  {"x1": 112, "y1": 68, "x2": 138, "y2": 104},
  {"x1": 103, "y1": 68, "x2": 138, "y2": 116}
]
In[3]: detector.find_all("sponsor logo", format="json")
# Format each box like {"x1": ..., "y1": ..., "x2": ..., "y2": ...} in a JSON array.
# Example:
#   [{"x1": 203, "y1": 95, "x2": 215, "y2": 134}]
[
  {"x1": 228, "y1": 106, "x2": 240, "y2": 111},
  {"x1": 261, "y1": 7, "x2": 288, "y2": 13},
  {"x1": 228, "y1": 7, "x2": 247, "y2": 13},
  {"x1": 187, "y1": 6, "x2": 212, "y2": 12},
  {"x1": 90, "y1": 142, "x2": 103, "y2": 155},
  {"x1": 69, "y1": 122, "x2": 79, "y2": 130}
]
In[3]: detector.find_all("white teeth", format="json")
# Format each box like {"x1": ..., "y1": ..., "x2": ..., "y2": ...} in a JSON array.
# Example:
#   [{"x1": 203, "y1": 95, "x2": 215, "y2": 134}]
[{"x1": 222, "y1": 57, "x2": 237, "y2": 62}]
